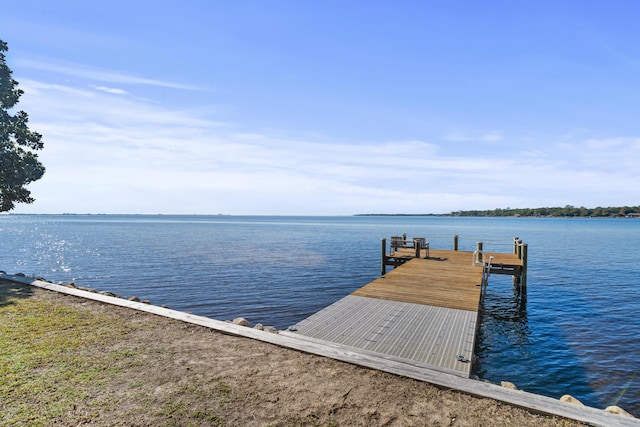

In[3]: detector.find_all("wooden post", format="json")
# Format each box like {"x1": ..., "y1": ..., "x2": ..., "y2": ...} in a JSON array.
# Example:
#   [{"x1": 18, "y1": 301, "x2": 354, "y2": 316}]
[
  {"x1": 475, "y1": 242, "x2": 483, "y2": 264},
  {"x1": 415, "y1": 239, "x2": 421, "y2": 259},
  {"x1": 521, "y1": 244, "x2": 528, "y2": 288},
  {"x1": 454, "y1": 235, "x2": 459, "y2": 251},
  {"x1": 517, "y1": 239, "x2": 523, "y2": 259},
  {"x1": 513, "y1": 239, "x2": 520, "y2": 286},
  {"x1": 513, "y1": 238, "x2": 522, "y2": 259},
  {"x1": 381, "y1": 238, "x2": 387, "y2": 275}
]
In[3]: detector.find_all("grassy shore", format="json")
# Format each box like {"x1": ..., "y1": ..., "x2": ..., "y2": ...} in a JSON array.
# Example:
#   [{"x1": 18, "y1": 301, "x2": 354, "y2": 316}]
[{"x1": 0, "y1": 279, "x2": 586, "y2": 426}]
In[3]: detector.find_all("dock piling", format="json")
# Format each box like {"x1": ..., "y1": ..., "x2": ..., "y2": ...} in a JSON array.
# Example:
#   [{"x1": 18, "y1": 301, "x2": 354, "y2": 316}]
[
  {"x1": 381, "y1": 238, "x2": 387, "y2": 275},
  {"x1": 511, "y1": 237, "x2": 528, "y2": 297},
  {"x1": 473, "y1": 242, "x2": 483, "y2": 265},
  {"x1": 521, "y1": 243, "x2": 528, "y2": 288}
]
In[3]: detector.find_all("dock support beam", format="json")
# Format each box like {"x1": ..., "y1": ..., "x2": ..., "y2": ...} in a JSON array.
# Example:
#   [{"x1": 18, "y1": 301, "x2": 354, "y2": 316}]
[
  {"x1": 453, "y1": 235, "x2": 459, "y2": 251},
  {"x1": 521, "y1": 243, "x2": 528, "y2": 288},
  {"x1": 513, "y1": 237, "x2": 521, "y2": 286},
  {"x1": 381, "y1": 238, "x2": 387, "y2": 275},
  {"x1": 514, "y1": 237, "x2": 523, "y2": 260},
  {"x1": 512, "y1": 237, "x2": 528, "y2": 303}
]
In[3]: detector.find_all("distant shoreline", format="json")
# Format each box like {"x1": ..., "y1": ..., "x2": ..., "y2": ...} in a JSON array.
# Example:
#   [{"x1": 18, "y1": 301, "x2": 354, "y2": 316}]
[
  {"x1": 3, "y1": 206, "x2": 640, "y2": 219},
  {"x1": 357, "y1": 205, "x2": 640, "y2": 218}
]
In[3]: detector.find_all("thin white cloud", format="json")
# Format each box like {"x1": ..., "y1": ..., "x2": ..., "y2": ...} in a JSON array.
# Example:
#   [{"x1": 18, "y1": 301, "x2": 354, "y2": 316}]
[
  {"x1": 561, "y1": 137, "x2": 640, "y2": 172},
  {"x1": 20, "y1": 80, "x2": 220, "y2": 128},
  {"x1": 92, "y1": 85, "x2": 129, "y2": 95},
  {"x1": 520, "y1": 150, "x2": 548, "y2": 158},
  {"x1": 15, "y1": 57, "x2": 200, "y2": 91},
  {"x1": 443, "y1": 131, "x2": 504, "y2": 143}
]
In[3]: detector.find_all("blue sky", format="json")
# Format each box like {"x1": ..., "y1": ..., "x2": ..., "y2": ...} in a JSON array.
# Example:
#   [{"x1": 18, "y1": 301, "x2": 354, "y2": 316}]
[{"x1": 2, "y1": 1, "x2": 639, "y2": 214}]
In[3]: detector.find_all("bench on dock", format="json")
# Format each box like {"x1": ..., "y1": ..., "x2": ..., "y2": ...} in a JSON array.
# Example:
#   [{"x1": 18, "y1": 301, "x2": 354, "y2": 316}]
[
  {"x1": 390, "y1": 235, "x2": 429, "y2": 258},
  {"x1": 390, "y1": 235, "x2": 406, "y2": 251}
]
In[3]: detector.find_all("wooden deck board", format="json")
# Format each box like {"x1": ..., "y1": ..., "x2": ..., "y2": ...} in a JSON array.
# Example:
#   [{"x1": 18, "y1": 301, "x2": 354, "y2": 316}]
[
  {"x1": 484, "y1": 251, "x2": 523, "y2": 266},
  {"x1": 357, "y1": 252, "x2": 485, "y2": 312},
  {"x1": 390, "y1": 248, "x2": 523, "y2": 267}
]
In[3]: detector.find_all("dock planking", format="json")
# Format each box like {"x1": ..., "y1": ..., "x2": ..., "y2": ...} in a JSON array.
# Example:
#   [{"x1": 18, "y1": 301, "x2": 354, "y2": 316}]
[
  {"x1": 288, "y1": 294, "x2": 478, "y2": 376},
  {"x1": 291, "y1": 238, "x2": 528, "y2": 378},
  {"x1": 360, "y1": 248, "x2": 524, "y2": 312},
  {"x1": 355, "y1": 250, "x2": 485, "y2": 312}
]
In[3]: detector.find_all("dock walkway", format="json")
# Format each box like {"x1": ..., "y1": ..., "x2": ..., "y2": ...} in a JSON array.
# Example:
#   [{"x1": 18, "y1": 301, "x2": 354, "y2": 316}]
[{"x1": 284, "y1": 240, "x2": 525, "y2": 378}]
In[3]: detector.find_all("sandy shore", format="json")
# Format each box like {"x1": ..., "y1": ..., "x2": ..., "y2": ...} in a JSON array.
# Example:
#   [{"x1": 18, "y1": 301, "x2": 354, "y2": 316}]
[{"x1": 1, "y1": 280, "x2": 589, "y2": 426}]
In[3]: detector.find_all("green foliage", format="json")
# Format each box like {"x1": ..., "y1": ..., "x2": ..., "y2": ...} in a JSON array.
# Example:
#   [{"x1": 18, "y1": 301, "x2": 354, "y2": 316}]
[
  {"x1": 452, "y1": 205, "x2": 640, "y2": 218},
  {"x1": 0, "y1": 39, "x2": 45, "y2": 212}
]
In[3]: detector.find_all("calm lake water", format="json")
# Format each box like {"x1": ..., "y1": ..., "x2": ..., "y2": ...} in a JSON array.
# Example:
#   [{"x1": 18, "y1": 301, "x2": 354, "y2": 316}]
[{"x1": 2, "y1": 214, "x2": 639, "y2": 415}]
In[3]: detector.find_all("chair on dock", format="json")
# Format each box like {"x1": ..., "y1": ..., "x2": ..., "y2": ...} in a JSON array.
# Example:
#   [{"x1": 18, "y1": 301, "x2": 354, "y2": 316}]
[{"x1": 390, "y1": 236, "x2": 404, "y2": 254}]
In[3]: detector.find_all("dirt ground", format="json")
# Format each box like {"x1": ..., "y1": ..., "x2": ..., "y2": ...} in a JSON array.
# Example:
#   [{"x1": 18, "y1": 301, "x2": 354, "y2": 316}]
[{"x1": 1, "y1": 281, "x2": 587, "y2": 426}]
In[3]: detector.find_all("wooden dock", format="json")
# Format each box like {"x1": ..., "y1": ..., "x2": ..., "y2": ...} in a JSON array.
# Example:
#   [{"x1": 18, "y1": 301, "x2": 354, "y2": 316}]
[{"x1": 284, "y1": 236, "x2": 526, "y2": 378}]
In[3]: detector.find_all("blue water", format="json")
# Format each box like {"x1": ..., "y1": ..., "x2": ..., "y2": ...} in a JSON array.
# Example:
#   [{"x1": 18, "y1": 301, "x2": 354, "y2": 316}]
[{"x1": 1, "y1": 214, "x2": 639, "y2": 415}]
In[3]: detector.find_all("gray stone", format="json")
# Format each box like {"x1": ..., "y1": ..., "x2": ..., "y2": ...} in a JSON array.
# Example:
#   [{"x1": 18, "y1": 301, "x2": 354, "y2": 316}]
[
  {"x1": 128, "y1": 296, "x2": 141, "y2": 302},
  {"x1": 232, "y1": 317, "x2": 250, "y2": 327},
  {"x1": 560, "y1": 395, "x2": 584, "y2": 406},
  {"x1": 263, "y1": 326, "x2": 278, "y2": 334},
  {"x1": 605, "y1": 405, "x2": 635, "y2": 418},
  {"x1": 500, "y1": 381, "x2": 518, "y2": 390},
  {"x1": 253, "y1": 323, "x2": 264, "y2": 331}
]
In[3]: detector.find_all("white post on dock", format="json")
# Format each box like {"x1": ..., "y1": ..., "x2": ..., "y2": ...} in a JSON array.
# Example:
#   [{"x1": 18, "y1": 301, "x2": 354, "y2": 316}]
[
  {"x1": 474, "y1": 242, "x2": 483, "y2": 265},
  {"x1": 513, "y1": 237, "x2": 523, "y2": 286}
]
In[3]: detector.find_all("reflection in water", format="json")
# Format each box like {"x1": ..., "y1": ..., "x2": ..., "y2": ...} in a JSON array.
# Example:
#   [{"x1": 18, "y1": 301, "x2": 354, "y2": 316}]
[
  {"x1": 473, "y1": 275, "x2": 601, "y2": 409},
  {"x1": 474, "y1": 275, "x2": 530, "y2": 379}
]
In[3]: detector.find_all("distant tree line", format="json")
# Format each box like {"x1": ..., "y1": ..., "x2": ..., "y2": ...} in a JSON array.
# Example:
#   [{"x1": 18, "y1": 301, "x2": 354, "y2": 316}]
[{"x1": 451, "y1": 205, "x2": 640, "y2": 218}]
